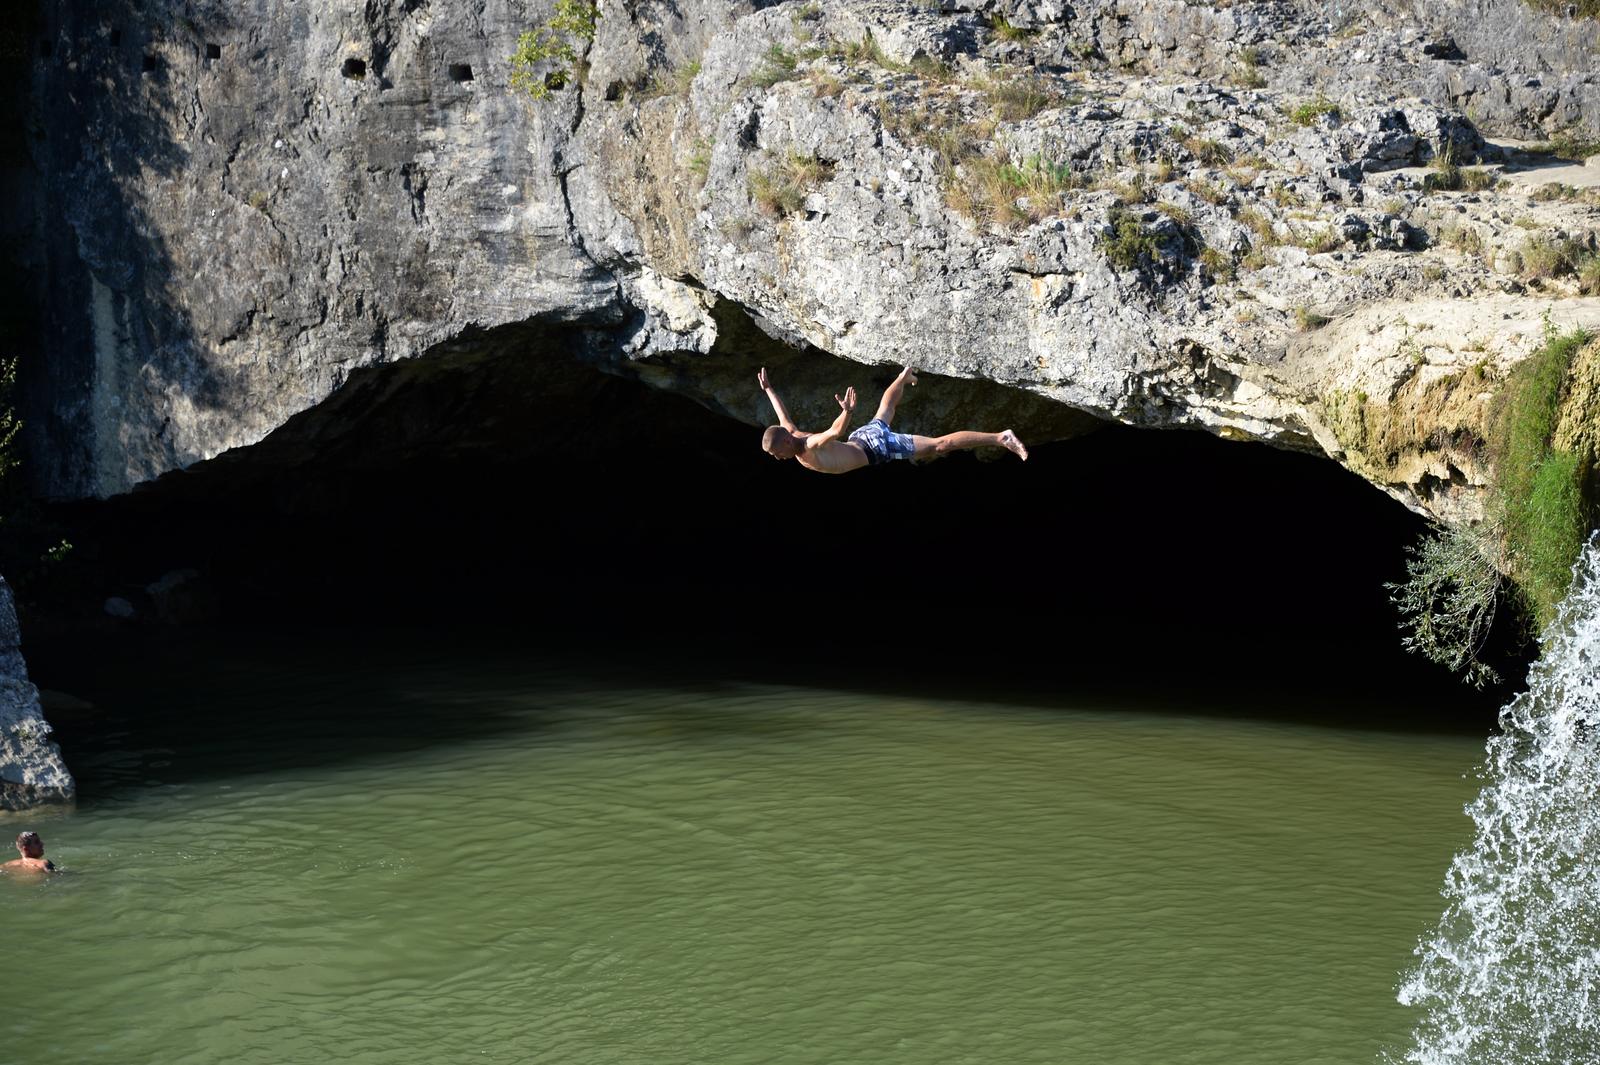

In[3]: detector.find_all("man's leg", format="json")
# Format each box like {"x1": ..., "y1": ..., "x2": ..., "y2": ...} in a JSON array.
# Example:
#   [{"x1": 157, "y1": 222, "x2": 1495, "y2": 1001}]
[
  {"x1": 909, "y1": 430, "x2": 1029, "y2": 461},
  {"x1": 872, "y1": 366, "x2": 918, "y2": 425}
]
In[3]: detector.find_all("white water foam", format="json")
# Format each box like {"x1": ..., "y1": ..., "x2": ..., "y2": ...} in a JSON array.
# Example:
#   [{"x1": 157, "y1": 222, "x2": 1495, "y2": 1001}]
[{"x1": 1397, "y1": 538, "x2": 1600, "y2": 1064}]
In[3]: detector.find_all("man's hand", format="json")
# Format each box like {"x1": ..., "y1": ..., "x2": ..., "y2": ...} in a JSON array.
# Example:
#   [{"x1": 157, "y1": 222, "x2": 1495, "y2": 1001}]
[
  {"x1": 758, "y1": 367, "x2": 772, "y2": 391},
  {"x1": 835, "y1": 386, "x2": 857, "y2": 412}
]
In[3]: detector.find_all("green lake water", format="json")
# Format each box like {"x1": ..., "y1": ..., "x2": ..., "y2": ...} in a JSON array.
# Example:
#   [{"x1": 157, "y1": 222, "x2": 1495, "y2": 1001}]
[{"x1": 5, "y1": 634, "x2": 1483, "y2": 1065}]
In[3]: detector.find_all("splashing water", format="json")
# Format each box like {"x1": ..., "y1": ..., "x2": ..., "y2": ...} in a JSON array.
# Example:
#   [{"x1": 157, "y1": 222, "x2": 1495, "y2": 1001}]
[{"x1": 1398, "y1": 538, "x2": 1600, "y2": 1064}]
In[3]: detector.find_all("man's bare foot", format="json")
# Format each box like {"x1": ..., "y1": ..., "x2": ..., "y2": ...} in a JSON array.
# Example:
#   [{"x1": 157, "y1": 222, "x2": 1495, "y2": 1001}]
[{"x1": 999, "y1": 430, "x2": 1029, "y2": 461}]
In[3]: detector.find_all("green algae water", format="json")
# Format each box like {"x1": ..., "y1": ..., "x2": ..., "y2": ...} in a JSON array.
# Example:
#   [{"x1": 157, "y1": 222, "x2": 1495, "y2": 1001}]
[{"x1": 6, "y1": 633, "x2": 1482, "y2": 1065}]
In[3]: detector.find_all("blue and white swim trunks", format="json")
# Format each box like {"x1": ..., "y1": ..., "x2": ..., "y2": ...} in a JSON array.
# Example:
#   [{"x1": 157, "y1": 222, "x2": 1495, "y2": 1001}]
[{"x1": 848, "y1": 419, "x2": 918, "y2": 465}]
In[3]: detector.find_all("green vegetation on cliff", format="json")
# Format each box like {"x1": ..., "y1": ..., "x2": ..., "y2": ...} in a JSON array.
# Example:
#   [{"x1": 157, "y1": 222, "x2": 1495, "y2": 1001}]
[
  {"x1": 511, "y1": 0, "x2": 599, "y2": 99},
  {"x1": 1391, "y1": 324, "x2": 1597, "y2": 682},
  {"x1": 1491, "y1": 325, "x2": 1595, "y2": 626}
]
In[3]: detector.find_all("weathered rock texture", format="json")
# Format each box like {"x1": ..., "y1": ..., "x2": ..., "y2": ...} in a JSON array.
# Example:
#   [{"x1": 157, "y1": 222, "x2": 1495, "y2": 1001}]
[
  {"x1": 11, "y1": 0, "x2": 1600, "y2": 525},
  {"x1": 0, "y1": 578, "x2": 74, "y2": 809}
]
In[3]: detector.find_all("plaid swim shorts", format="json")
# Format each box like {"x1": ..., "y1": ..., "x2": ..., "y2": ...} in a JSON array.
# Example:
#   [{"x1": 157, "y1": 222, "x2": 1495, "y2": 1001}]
[{"x1": 848, "y1": 419, "x2": 918, "y2": 465}]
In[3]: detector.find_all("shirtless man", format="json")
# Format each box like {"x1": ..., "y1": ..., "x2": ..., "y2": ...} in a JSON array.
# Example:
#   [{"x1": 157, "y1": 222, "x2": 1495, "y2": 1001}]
[
  {"x1": 758, "y1": 365, "x2": 1028, "y2": 473},
  {"x1": 2, "y1": 831, "x2": 56, "y2": 874}
]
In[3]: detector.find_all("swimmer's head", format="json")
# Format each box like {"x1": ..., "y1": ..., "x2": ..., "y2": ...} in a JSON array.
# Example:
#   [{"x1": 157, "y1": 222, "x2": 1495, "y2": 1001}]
[
  {"x1": 762, "y1": 425, "x2": 800, "y2": 460},
  {"x1": 15, "y1": 831, "x2": 43, "y2": 858}
]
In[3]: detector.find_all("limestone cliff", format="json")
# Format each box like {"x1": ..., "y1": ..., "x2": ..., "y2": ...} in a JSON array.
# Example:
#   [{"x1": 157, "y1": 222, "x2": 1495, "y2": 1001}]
[{"x1": 11, "y1": 0, "x2": 1600, "y2": 527}]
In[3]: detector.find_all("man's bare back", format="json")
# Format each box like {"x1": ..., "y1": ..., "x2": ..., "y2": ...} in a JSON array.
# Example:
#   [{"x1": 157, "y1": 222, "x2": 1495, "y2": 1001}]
[
  {"x1": 795, "y1": 438, "x2": 870, "y2": 474},
  {"x1": 4, "y1": 832, "x2": 56, "y2": 874},
  {"x1": 758, "y1": 365, "x2": 1028, "y2": 470}
]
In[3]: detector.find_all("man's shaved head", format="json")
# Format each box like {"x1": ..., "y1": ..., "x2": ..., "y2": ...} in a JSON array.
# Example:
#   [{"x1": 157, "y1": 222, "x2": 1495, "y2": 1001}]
[{"x1": 762, "y1": 425, "x2": 800, "y2": 460}]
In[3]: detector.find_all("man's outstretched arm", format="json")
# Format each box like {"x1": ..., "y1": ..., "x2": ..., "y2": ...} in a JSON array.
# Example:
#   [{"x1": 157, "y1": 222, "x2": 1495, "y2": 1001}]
[
  {"x1": 758, "y1": 367, "x2": 798, "y2": 432},
  {"x1": 804, "y1": 387, "x2": 857, "y2": 450}
]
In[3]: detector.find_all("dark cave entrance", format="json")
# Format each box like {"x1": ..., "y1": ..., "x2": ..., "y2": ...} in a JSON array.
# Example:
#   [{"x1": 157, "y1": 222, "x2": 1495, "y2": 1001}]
[{"x1": 31, "y1": 336, "x2": 1507, "y2": 728}]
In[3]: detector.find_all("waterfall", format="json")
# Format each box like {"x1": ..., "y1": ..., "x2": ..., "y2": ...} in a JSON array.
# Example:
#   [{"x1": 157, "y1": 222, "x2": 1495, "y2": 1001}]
[{"x1": 1396, "y1": 538, "x2": 1600, "y2": 1064}]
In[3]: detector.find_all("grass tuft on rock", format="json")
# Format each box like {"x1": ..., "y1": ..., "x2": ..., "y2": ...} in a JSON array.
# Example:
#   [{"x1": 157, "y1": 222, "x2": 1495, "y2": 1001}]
[
  {"x1": 750, "y1": 153, "x2": 834, "y2": 216},
  {"x1": 1286, "y1": 95, "x2": 1339, "y2": 126},
  {"x1": 752, "y1": 44, "x2": 799, "y2": 88},
  {"x1": 980, "y1": 70, "x2": 1069, "y2": 122}
]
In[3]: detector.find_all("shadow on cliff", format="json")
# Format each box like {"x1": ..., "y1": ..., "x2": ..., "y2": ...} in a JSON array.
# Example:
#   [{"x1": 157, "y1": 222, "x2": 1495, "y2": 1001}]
[{"x1": 15, "y1": 2, "x2": 201, "y2": 501}]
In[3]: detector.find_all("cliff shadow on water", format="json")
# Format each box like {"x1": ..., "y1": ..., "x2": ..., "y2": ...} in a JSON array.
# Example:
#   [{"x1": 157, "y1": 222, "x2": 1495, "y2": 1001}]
[{"x1": 29, "y1": 344, "x2": 1507, "y2": 736}]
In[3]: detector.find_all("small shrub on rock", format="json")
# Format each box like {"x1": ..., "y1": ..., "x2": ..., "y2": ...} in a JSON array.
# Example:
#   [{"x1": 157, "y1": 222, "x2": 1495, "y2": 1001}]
[
  {"x1": 1388, "y1": 521, "x2": 1504, "y2": 689},
  {"x1": 510, "y1": 0, "x2": 599, "y2": 99},
  {"x1": 1101, "y1": 210, "x2": 1161, "y2": 272}
]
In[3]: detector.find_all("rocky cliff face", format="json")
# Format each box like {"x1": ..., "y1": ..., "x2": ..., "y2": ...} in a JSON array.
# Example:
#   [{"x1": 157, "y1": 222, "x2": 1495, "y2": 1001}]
[
  {"x1": 0, "y1": 578, "x2": 74, "y2": 809},
  {"x1": 13, "y1": 0, "x2": 1600, "y2": 524}
]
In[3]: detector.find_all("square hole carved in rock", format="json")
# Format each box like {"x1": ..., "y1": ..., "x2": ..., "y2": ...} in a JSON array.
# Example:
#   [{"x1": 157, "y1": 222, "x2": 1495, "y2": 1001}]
[
  {"x1": 342, "y1": 57, "x2": 366, "y2": 80},
  {"x1": 206, "y1": 43, "x2": 221, "y2": 61},
  {"x1": 449, "y1": 63, "x2": 474, "y2": 82}
]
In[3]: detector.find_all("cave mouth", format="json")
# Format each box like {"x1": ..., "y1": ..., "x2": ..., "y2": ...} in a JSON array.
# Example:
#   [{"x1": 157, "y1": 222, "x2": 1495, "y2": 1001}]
[{"x1": 35, "y1": 339, "x2": 1506, "y2": 728}]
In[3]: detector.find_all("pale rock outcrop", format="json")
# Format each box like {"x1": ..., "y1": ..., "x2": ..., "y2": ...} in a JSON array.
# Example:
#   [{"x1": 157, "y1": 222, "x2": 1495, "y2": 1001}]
[{"x1": 0, "y1": 579, "x2": 74, "y2": 810}]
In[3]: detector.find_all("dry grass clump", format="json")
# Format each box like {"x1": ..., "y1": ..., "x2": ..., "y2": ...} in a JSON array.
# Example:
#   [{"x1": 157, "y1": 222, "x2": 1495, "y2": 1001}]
[
  {"x1": 1186, "y1": 177, "x2": 1230, "y2": 205},
  {"x1": 979, "y1": 69, "x2": 1069, "y2": 122},
  {"x1": 1294, "y1": 306, "x2": 1331, "y2": 331},
  {"x1": 1581, "y1": 256, "x2": 1600, "y2": 295},
  {"x1": 948, "y1": 151, "x2": 1085, "y2": 228},
  {"x1": 1511, "y1": 232, "x2": 1596, "y2": 283},
  {"x1": 1236, "y1": 206, "x2": 1279, "y2": 245},
  {"x1": 1298, "y1": 227, "x2": 1342, "y2": 254},
  {"x1": 752, "y1": 44, "x2": 800, "y2": 88},
  {"x1": 750, "y1": 153, "x2": 835, "y2": 216},
  {"x1": 1182, "y1": 135, "x2": 1233, "y2": 167},
  {"x1": 1101, "y1": 172, "x2": 1150, "y2": 205},
  {"x1": 1525, "y1": 128, "x2": 1600, "y2": 160},
  {"x1": 1234, "y1": 46, "x2": 1266, "y2": 89},
  {"x1": 639, "y1": 59, "x2": 701, "y2": 99},
  {"x1": 1422, "y1": 145, "x2": 1496, "y2": 193},
  {"x1": 1530, "y1": 183, "x2": 1581, "y2": 202},
  {"x1": 1439, "y1": 222, "x2": 1486, "y2": 256},
  {"x1": 990, "y1": 14, "x2": 1035, "y2": 41},
  {"x1": 880, "y1": 100, "x2": 996, "y2": 176},
  {"x1": 1198, "y1": 246, "x2": 1236, "y2": 282}
]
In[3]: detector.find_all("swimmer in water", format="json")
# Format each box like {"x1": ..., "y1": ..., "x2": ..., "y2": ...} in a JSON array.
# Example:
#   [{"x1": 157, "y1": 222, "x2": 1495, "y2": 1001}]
[{"x1": 2, "y1": 831, "x2": 56, "y2": 873}]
